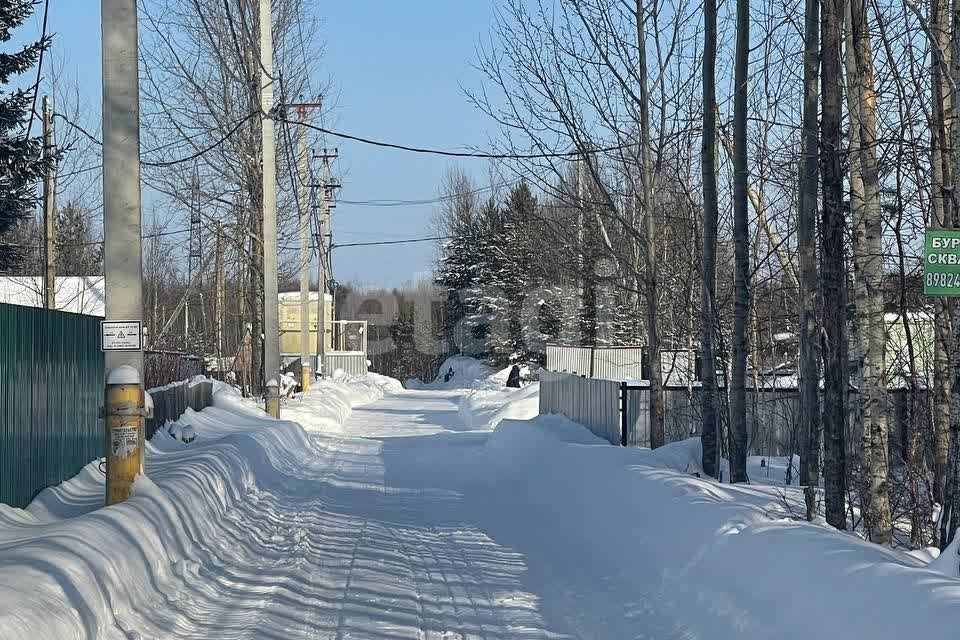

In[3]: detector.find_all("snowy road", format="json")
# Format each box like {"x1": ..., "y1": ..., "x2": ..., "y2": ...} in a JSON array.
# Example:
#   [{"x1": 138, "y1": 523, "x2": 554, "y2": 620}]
[
  {"x1": 261, "y1": 388, "x2": 561, "y2": 639},
  {"x1": 4, "y1": 377, "x2": 960, "y2": 639}
]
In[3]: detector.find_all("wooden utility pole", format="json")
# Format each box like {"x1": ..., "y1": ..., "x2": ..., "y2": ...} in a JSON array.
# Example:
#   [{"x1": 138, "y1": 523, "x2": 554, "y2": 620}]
[
  {"x1": 314, "y1": 148, "x2": 339, "y2": 377},
  {"x1": 288, "y1": 101, "x2": 322, "y2": 389},
  {"x1": 42, "y1": 95, "x2": 56, "y2": 310},
  {"x1": 214, "y1": 224, "x2": 225, "y2": 369},
  {"x1": 260, "y1": 0, "x2": 280, "y2": 417}
]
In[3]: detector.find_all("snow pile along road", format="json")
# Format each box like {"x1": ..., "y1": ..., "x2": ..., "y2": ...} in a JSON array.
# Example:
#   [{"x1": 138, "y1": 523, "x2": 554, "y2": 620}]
[
  {"x1": 3, "y1": 365, "x2": 960, "y2": 639},
  {"x1": 405, "y1": 354, "x2": 495, "y2": 390},
  {"x1": 0, "y1": 376, "x2": 398, "y2": 639}
]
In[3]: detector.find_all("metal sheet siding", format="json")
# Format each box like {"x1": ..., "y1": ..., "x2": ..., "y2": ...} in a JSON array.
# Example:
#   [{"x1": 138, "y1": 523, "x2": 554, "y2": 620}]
[
  {"x1": 539, "y1": 371, "x2": 622, "y2": 445},
  {"x1": 324, "y1": 352, "x2": 368, "y2": 377},
  {"x1": 0, "y1": 303, "x2": 104, "y2": 508}
]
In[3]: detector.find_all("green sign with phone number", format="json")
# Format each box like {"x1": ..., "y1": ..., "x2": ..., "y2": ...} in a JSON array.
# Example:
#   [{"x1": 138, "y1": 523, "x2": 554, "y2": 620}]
[{"x1": 925, "y1": 228, "x2": 960, "y2": 295}]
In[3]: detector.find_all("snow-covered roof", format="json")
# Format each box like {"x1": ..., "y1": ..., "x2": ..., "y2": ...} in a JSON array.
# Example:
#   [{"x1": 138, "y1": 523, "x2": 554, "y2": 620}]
[{"x1": 0, "y1": 276, "x2": 104, "y2": 316}]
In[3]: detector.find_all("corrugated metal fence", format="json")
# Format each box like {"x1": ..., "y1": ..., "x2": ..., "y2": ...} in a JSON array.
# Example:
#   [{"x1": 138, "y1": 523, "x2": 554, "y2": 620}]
[
  {"x1": 544, "y1": 372, "x2": 926, "y2": 463},
  {"x1": 146, "y1": 380, "x2": 214, "y2": 439},
  {"x1": 0, "y1": 303, "x2": 104, "y2": 508},
  {"x1": 539, "y1": 371, "x2": 622, "y2": 445},
  {"x1": 144, "y1": 350, "x2": 204, "y2": 389},
  {"x1": 324, "y1": 352, "x2": 368, "y2": 377},
  {"x1": 545, "y1": 343, "x2": 697, "y2": 385},
  {"x1": 546, "y1": 344, "x2": 643, "y2": 379}
]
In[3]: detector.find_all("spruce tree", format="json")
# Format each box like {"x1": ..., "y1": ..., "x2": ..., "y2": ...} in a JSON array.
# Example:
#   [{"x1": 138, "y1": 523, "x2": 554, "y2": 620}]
[{"x1": 0, "y1": 1, "x2": 51, "y2": 271}]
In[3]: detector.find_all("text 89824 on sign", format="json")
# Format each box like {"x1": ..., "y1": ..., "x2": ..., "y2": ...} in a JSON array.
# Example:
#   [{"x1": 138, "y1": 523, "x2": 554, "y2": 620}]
[{"x1": 924, "y1": 229, "x2": 960, "y2": 295}]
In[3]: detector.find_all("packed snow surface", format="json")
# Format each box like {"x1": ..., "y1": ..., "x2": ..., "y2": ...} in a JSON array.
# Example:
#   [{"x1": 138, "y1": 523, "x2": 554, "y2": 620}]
[{"x1": 1, "y1": 366, "x2": 959, "y2": 638}]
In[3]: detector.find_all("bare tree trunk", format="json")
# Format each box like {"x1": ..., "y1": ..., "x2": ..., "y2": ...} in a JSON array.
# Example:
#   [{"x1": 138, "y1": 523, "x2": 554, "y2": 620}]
[
  {"x1": 938, "y1": 0, "x2": 960, "y2": 549},
  {"x1": 821, "y1": 0, "x2": 848, "y2": 530},
  {"x1": 248, "y1": 197, "x2": 264, "y2": 396},
  {"x1": 799, "y1": 0, "x2": 821, "y2": 521},
  {"x1": 729, "y1": 0, "x2": 750, "y2": 484},
  {"x1": 930, "y1": 0, "x2": 953, "y2": 548},
  {"x1": 700, "y1": 0, "x2": 720, "y2": 479},
  {"x1": 847, "y1": 0, "x2": 892, "y2": 545},
  {"x1": 636, "y1": 0, "x2": 664, "y2": 448}
]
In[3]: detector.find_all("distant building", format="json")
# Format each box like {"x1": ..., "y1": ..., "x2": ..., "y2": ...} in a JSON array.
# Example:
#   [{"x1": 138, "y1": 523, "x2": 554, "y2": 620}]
[
  {"x1": 278, "y1": 291, "x2": 333, "y2": 367},
  {"x1": 0, "y1": 276, "x2": 104, "y2": 316}
]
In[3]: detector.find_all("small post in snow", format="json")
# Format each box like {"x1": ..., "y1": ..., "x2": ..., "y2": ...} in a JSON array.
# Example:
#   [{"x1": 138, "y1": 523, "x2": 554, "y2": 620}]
[
  {"x1": 266, "y1": 378, "x2": 280, "y2": 418},
  {"x1": 105, "y1": 365, "x2": 145, "y2": 505}
]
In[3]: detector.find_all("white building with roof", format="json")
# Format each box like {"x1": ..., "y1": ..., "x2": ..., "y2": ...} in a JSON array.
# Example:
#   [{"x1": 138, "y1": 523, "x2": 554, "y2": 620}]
[{"x1": 0, "y1": 276, "x2": 105, "y2": 316}]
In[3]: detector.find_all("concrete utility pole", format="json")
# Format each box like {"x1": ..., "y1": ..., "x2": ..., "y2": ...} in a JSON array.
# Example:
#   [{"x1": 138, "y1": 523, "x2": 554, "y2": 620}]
[
  {"x1": 314, "y1": 148, "x2": 338, "y2": 377},
  {"x1": 260, "y1": 0, "x2": 281, "y2": 417},
  {"x1": 102, "y1": 0, "x2": 145, "y2": 505},
  {"x1": 42, "y1": 95, "x2": 56, "y2": 310},
  {"x1": 288, "y1": 102, "x2": 322, "y2": 390}
]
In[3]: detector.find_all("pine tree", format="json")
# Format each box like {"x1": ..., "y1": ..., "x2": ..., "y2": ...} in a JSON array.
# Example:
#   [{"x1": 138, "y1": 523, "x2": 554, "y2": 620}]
[
  {"x1": 0, "y1": 2, "x2": 52, "y2": 271},
  {"x1": 56, "y1": 201, "x2": 103, "y2": 276},
  {"x1": 435, "y1": 197, "x2": 492, "y2": 357},
  {"x1": 389, "y1": 296, "x2": 418, "y2": 380}
]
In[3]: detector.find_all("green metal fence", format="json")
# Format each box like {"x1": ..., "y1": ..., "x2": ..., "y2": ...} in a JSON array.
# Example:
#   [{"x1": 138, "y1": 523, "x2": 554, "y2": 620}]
[{"x1": 0, "y1": 302, "x2": 104, "y2": 508}]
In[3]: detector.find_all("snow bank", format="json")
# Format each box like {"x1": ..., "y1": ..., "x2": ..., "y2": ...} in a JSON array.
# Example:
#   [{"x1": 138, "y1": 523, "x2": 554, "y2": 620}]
[
  {"x1": 406, "y1": 355, "x2": 495, "y2": 390},
  {"x1": 464, "y1": 415, "x2": 960, "y2": 638},
  {"x1": 0, "y1": 374, "x2": 396, "y2": 638},
  {"x1": 459, "y1": 382, "x2": 540, "y2": 430}
]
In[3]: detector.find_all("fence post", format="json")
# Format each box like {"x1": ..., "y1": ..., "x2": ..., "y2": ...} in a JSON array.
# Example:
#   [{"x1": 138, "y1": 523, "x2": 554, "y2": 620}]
[
  {"x1": 589, "y1": 347, "x2": 595, "y2": 378},
  {"x1": 620, "y1": 382, "x2": 628, "y2": 446}
]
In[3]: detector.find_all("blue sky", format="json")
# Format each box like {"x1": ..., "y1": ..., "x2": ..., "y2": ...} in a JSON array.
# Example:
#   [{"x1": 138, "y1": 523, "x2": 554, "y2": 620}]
[{"x1": 34, "y1": 1, "x2": 497, "y2": 289}]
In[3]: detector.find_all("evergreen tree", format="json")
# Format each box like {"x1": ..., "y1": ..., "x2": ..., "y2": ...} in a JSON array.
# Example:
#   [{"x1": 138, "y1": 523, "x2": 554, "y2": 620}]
[
  {"x1": 0, "y1": 2, "x2": 52, "y2": 271},
  {"x1": 436, "y1": 196, "x2": 498, "y2": 358},
  {"x1": 388, "y1": 295, "x2": 418, "y2": 380},
  {"x1": 486, "y1": 182, "x2": 539, "y2": 365},
  {"x1": 56, "y1": 201, "x2": 103, "y2": 276}
]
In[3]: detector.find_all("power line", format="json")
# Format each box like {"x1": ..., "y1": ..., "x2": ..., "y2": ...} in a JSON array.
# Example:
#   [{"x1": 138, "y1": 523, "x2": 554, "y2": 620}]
[
  {"x1": 282, "y1": 118, "x2": 634, "y2": 159},
  {"x1": 338, "y1": 180, "x2": 516, "y2": 207},
  {"x1": 54, "y1": 111, "x2": 259, "y2": 167},
  {"x1": 12, "y1": 227, "x2": 191, "y2": 249},
  {"x1": 332, "y1": 235, "x2": 452, "y2": 249}
]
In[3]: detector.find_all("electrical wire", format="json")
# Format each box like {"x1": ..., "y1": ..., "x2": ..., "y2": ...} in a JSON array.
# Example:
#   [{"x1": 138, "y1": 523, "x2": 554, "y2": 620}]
[
  {"x1": 338, "y1": 180, "x2": 516, "y2": 207},
  {"x1": 280, "y1": 118, "x2": 634, "y2": 160},
  {"x1": 54, "y1": 111, "x2": 260, "y2": 168},
  {"x1": 332, "y1": 236, "x2": 452, "y2": 249}
]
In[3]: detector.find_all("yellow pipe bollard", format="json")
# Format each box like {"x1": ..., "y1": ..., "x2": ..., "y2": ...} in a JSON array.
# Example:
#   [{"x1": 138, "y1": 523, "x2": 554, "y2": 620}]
[
  {"x1": 104, "y1": 365, "x2": 145, "y2": 505},
  {"x1": 301, "y1": 364, "x2": 311, "y2": 393},
  {"x1": 265, "y1": 378, "x2": 280, "y2": 418}
]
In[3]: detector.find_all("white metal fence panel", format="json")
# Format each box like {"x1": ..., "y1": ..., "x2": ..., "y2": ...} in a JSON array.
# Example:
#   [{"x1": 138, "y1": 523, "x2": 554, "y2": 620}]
[
  {"x1": 539, "y1": 371, "x2": 622, "y2": 445},
  {"x1": 324, "y1": 352, "x2": 368, "y2": 376},
  {"x1": 545, "y1": 344, "x2": 594, "y2": 376},
  {"x1": 591, "y1": 347, "x2": 645, "y2": 380}
]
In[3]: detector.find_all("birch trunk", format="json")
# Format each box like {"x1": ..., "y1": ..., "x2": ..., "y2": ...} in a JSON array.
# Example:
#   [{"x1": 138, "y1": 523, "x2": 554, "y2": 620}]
[
  {"x1": 798, "y1": 0, "x2": 821, "y2": 521},
  {"x1": 636, "y1": 0, "x2": 664, "y2": 449}
]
